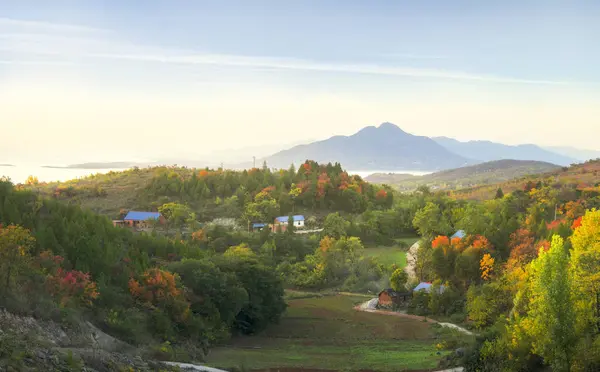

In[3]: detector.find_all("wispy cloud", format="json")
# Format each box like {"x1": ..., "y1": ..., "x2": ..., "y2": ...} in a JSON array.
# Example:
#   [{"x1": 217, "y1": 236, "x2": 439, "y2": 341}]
[
  {"x1": 92, "y1": 52, "x2": 567, "y2": 85},
  {"x1": 0, "y1": 18, "x2": 567, "y2": 85},
  {"x1": 384, "y1": 53, "x2": 450, "y2": 60},
  {"x1": 0, "y1": 17, "x2": 109, "y2": 34}
]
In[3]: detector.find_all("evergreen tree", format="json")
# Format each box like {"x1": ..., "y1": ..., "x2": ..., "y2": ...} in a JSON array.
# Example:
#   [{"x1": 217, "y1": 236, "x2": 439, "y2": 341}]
[{"x1": 495, "y1": 187, "x2": 504, "y2": 199}]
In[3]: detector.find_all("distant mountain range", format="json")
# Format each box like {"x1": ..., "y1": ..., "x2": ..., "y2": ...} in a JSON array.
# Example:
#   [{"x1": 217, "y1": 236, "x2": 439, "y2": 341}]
[
  {"x1": 51, "y1": 123, "x2": 599, "y2": 173},
  {"x1": 432, "y1": 137, "x2": 576, "y2": 166},
  {"x1": 542, "y1": 146, "x2": 600, "y2": 162},
  {"x1": 365, "y1": 159, "x2": 561, "y2": 191},
  {"x1": 262, "y1": 123, "x2": 471, "y2": 171},
  {"x1": 260, "y1": 122, "x2": 588, "y2": 171}
]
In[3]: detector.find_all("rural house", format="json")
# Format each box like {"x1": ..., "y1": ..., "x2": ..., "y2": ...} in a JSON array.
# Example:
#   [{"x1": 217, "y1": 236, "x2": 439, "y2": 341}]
[
  {"x1": 272, "y1": 215, "x2": 305, "y2": 232},
  {"x1": 451, "y1": 230, "x2": 466, "y2": 239},
  {"x1": 413, "y1": 282, "x2": 446, "y2": 294},
  {"x1": 378, "y1": 288, "x2": 411, "y2": 307},
  {"x1": 122, "y1": 211, "x2": 165, "y2": 229}
]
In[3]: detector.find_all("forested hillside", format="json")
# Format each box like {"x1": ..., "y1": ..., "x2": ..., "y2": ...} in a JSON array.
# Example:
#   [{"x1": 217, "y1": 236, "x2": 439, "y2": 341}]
[
  {"x1": 452, "y1": 159, "x2": 600, "y2": 200},
  {"x1": 4, "y1": 159, "x2": 600, "y2": 370},
  {"x1": 23, "y1": 160, "x2": 393, "y2": 221},
  {"x1": 366, "y1": 159, "x2": 560, "y2": 192}
]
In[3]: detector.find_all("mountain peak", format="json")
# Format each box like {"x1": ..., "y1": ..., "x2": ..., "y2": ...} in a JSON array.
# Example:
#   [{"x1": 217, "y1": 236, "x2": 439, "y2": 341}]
[{"x1": 378, "y1": 122, "x2": 405, "y2": 133}]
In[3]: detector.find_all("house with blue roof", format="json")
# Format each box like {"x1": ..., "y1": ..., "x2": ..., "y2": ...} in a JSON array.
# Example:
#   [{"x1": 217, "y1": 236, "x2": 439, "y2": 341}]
[
  {"x1": 413, "y1": 282, "x2": 446, "y2": 294},
  {"x1": 273, "y1": 215, "x2": 305, "y2": 231},
  {"x1": 451, "y1": 230, "x2": 466, "y2": 239},
  {"x1": 122, "y1": 211, "x2": 165, "y2": 228}
]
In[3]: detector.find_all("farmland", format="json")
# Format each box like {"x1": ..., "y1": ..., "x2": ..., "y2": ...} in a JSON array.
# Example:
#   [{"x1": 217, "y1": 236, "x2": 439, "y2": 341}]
[
  {"x1": 206, "y1": 294, "x2": 442, "y2": 371},
  {"x1": 363, "y1": 237, "x2": 418, "y2": 268}
]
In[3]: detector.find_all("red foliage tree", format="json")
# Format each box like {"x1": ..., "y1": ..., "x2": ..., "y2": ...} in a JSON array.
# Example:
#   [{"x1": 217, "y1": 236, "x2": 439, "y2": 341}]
[{"x1": 46, "y1": 268, "x2": 99, "y2": 307}]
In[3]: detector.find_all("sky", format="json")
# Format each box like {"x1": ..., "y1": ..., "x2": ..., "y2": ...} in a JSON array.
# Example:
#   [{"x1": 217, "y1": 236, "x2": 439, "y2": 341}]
[{"x1": 1, "y1": 0, "x2": 599, "y2": 164}]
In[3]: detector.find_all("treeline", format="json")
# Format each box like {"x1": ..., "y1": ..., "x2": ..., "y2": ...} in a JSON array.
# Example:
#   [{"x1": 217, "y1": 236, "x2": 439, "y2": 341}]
[
  {"x1": 32, "y1": 161, "x2": 394, "y2": 222},
  {"x1": 0, "y1": 180, "x2": 286, "y2": 359},
  {"x1": 402, "y1": 174, "x2": 600, "y2": 370}
]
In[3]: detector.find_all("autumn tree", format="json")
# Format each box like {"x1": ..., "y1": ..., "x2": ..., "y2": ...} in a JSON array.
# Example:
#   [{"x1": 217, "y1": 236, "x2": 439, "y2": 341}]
[
  {"x1": 0, "y1": 225, "x2": 35, "y2": 290},
  {"x1": 570, "y1": 210, "x2": 600, "y2": 333}
]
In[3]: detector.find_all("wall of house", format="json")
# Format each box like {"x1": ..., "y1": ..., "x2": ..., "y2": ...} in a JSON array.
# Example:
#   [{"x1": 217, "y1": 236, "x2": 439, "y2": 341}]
[{"x1": 378, "y1": 292, "x2": 392, "y2": 306}]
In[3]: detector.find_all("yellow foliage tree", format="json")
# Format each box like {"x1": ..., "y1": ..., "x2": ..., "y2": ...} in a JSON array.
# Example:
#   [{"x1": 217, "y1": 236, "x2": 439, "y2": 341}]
[
  {"x1": 224, "y1": 243, "x2": 256, "y2": 259},
  {"x1": 0, "y1": 225, "x2": 35, "y2": 289},
  {"x1": 570, "y1": 209, "x2": 600, "y2": 333},
  {"x1": 480, "y1": 253, "x2": 495, "y2": 281}
]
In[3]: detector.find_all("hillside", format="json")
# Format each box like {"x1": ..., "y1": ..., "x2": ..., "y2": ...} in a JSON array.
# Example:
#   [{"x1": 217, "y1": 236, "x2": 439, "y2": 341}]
[
  {"x1": 433, "y1": 136, "x2": 576, "y2": 166},
  {"x1": 20, "y1": 161, "x2": 395, "y2": 222},
  {"x1": 263, "y1": 122, "x2": 472, "y2": 171},
  {"x1": 452, "y1": 159, "x2": 600, "y2": 200},
  {"x1": 366, "y1": 159, "x2": 560, "y2": 192}
]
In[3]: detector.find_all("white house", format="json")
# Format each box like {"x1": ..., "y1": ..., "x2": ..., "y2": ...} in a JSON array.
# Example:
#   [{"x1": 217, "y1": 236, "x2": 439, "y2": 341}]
[{"x1": 274, "y1": 215, "x2": 305, "y2": 228}]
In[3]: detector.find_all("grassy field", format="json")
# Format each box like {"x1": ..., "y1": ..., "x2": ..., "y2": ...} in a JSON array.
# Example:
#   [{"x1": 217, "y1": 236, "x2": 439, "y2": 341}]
[
  {"x1": 363, "y1": 237, "x2": 418, "y2": 268},
  {"x1": 206, "y1": 295, "x2": 441, "y2": 371}
]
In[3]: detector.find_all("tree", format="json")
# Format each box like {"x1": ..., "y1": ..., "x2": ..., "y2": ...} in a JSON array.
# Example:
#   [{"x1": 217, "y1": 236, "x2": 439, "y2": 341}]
[
  {"x1": 526, "y1": 235, "x2": 577, "y2": 371},
  {"x1": 390, "y1": 268, "x2": 408, "y2": 292},
  {"x1": 570, "y1": 210, "x2": 600, "y2": 333},
  {"x1": 159, "y1": 202, "x2": 193, "y2": 232},
  {"x1": 413, "y1": 202, "x2": 453, "y2": 238},
  {"x1": 495, "y1": 188, "x2": 504, "y2": 199},
  {"x1": 286, "y1": 215, "x2": 295, "y2": 234},
  {"x1": 0, "y1": 225, "x2": 35, "y2": 290},
  {"x1": 322, "y1": 212, "x2": 348, "y2": 239}
]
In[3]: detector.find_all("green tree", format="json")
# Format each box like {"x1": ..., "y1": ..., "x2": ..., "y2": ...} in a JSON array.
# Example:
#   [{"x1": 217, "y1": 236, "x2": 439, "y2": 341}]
[
  {"x1": 390, "y1": 268, "x2": 408, "y2": 292},
  {"x1": 159, "y1": 202, "x2": 193, "y2": 232},
  {"x1": 495, "y1": 187, "x2": 505, "y2": 199},
  {"x1": 322, "y1": 212, "x2": 348, "y2": 239},
  {"x1": 413, "y1": 202, "x2": 453, "y2": 238},
  {"x1": 527, "y1": 235, "x2": 577, "y2": 371}
]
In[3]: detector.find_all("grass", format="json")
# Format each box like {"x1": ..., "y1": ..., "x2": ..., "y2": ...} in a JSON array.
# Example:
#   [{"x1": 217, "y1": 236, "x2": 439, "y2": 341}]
[
  {"x1": 363, "y1": 237, "x2": 418, "y2": 268},
  {"x1": 206, "y1": 295, "x2": 441, "y2": 371}
]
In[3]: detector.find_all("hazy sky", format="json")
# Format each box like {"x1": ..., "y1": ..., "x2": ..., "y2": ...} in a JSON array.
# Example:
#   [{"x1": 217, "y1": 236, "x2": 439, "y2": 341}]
[{"x1": 1, "y1": 0, "x2": 599, "y2": 164}]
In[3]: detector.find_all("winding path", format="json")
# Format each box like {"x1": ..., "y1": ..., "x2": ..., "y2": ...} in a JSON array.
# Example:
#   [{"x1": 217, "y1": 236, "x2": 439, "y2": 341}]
[{"x1": 355, "y1": 298, "x2": 474, "y2": 335}]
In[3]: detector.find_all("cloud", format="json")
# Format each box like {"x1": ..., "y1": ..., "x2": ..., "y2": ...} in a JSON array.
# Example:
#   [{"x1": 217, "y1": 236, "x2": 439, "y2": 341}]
[
  {"x1": 0, "y1": 17, "x2": 109, "y2": 34},
  {"x1": 91, "y1": 52, "x2": 567, "y2": 85},
  {"x1": 0, "y1": 18, "x2": 568, "y2": 85}
]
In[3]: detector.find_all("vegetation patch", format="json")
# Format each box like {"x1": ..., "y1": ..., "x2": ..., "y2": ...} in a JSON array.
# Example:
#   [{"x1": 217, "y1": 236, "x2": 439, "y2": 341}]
[{"x1": 206, "y1": 295, "x2": 440, "y2": 371}]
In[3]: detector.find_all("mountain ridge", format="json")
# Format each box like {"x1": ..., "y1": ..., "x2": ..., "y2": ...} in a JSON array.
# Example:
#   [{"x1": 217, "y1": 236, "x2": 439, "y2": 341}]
[
  {"x1": 365, "y1": 159, "x2": 561, "y2": 191},
  {"x1": 432, "y1": 136, "x2": 576, "y2": 166},
  {"x1": 262, "y1": 123, "x2": 472, "y2": 171}
]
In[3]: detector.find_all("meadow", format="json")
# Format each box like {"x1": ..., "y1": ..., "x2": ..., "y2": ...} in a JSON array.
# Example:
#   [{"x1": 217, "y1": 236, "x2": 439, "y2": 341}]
[{"x1": 206, "y1": 294, "x2": 442, "y2": 371}]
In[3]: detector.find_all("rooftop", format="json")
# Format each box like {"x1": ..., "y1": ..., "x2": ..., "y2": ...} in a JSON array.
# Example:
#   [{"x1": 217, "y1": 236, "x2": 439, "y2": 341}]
[
  {"x1": 275, "y1": 215, "x2": 305, "y2": 223},
  {"x1": 124, "y1": 211, "x2": 161, "y2": 221}
]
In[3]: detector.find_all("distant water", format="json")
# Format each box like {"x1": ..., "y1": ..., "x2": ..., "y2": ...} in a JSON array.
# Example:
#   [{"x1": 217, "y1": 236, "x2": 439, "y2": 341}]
[
  {"x1": 0, "y1": 165, "x2": 125, "y2": 184},
  {"x1": 0, "y1": 165, "x2": 432, "y2": 184}
]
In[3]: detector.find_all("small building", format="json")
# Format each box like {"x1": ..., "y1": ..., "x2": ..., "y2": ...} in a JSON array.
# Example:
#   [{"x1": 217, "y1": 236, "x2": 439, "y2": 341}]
[
  {"x1": 112, "y1": 220, "x2": 126, "y2": 228},
  {"x1": 451, "y1": 230, "x2": 466, "y2": 239},
  {"x1": 123, "y1": 211, "x2": 165, "y2": 229},
  {"x1": 413, "y1": 282, "x2": 446, "y2": 294},
  {"x1": 378, "y1": 288, "x2": 412, "y2": 307},
  {"x1": 252, "y1": 223, "x2": 267, "y2": 231},
  {"x1": 274, "y1": 215, "x2": 305, "y2": 228}
]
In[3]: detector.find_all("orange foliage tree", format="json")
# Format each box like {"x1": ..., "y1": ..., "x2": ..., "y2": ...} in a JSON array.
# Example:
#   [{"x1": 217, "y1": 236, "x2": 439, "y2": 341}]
[{"x1": 432, "y1": 235, "x2": 450, "y2": 249}]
